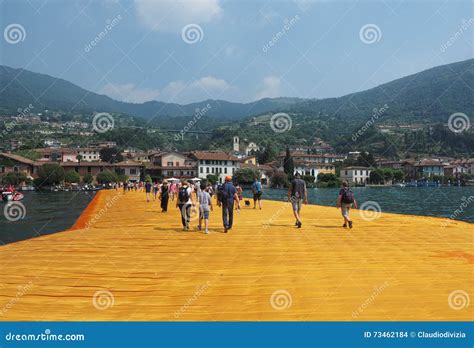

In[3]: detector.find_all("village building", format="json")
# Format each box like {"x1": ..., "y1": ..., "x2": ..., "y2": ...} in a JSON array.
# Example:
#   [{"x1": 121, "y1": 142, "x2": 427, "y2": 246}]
[
  {"x1": 340, "y1": 166, "x2": 372, "y2": 185},
  {"x1": 147, "y1": 151, "x2": 197, "y2": 179},
  {"x1": 192, "y1": 151, "x2": 240, "y2": 183}
]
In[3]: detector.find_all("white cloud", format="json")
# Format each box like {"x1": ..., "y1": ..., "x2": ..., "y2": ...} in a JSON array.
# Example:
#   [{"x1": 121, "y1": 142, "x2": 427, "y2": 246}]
[
  {"x1": 161, "y1": 76, "x2": 230, "y2": 102},
  {"x1": 134, "y1": 0, "x2": 222, "y2": 32},
  {"x1": 99, "y1": 83, "x2": 161, "y2": 103},
  {"x1": 100, "y1": 76, "x2": 232, "y2": 104},
  {"x1": 255, "y1": 76, "x2": 282, "y2": 100}
]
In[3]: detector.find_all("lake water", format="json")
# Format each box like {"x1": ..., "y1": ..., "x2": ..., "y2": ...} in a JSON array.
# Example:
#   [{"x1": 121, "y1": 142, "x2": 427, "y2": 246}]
[
  {"x1": 244, "y1": 186, "x2": 474, "y2": 223},
  {"x1": 1, "y1": 187, "x2": 472, "y2": 246},
  {"x1": 0, "y1": 191, "x2": 96, "y2": 245}
]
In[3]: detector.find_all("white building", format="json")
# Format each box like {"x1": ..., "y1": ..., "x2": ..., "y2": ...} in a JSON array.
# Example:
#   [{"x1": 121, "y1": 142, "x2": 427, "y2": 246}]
[
  {"x1": 78, "y1": 148, "x2": 100, "y2": 162},
  {"x1": 340, "y1": 166, "x2": 372, "y2": 185},
  {"x1": 192, "y1": 151, "x2": 240, "y2": 183}
]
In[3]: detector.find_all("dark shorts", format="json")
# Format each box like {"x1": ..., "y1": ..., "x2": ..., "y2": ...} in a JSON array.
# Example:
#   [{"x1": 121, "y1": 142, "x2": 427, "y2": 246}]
[{"x1": 253, "y1": 192, "x2": 262, "y2": 200}]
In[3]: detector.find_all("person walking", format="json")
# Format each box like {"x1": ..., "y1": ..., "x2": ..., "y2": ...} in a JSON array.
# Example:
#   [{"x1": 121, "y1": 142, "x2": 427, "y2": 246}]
[
  {"x1": 218, "y1": 176, "x2": 240, "y2": 233},
  {"x1": 251, "y1": 177, "x2": 263, "y2": 209},
  {"x1": 176, "y1": 181, "x2": 193, "y2": 231},
  {"x1": 145, "y1": 180, "x2": 152, "y2": 202},
  {"x1": 160, "y1": 180, "x2": 169, "y2": 212},
  {"x1": 153, "y1": 181, "x2": 159, "y2": 200},
  {"x1": 336, "y1": 181, "x2": 357, "y2": 229},
  {"x1": 288, "y1": 172, "x2": 308, "y2": 228},
  {"x1": 197, "y1": 182, "x2": 213, "y2": 234},
  {"x1": 170, "y1": 182, "x2": 178, "y2": 202}
]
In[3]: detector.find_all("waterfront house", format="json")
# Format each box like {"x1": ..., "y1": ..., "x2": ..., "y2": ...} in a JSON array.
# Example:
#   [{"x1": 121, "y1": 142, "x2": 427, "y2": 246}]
[
  {"x1": 78, "y1": 148, "x2": 101, "y2": 162},
  {"x1": 340, "y1": 166, "x2": 372, "y2": 185},
  {"x1": 192, "y1": 151, "x2": 240, "y2": 183},
  {"x1": 443, "y1": 164, "x2": 466, "y2": 179},
  {"x1": 414, "y1": 159, "x2": 445, "y2": 178},
  {"x1": 33, "y1": 148, "x2": 78, "y2": 163},
  {"x1": 61, "y1": 161, "x2": 111, "y2": 181},
  {"x1": 113, "y1": 160, "x2": 142, "y2": 182},
  {"x1": 148, "y1": 151, "x2": 197, "y2": 179},
  {"x1": 376, "y1": 160, "x2": 403, "y2": 170},
  {"x1": 278, "y1": 151, "x2": 344, "y2": 164},
  {"x1": 0, "y1": 152, "x2": 38, "y2": 178}
]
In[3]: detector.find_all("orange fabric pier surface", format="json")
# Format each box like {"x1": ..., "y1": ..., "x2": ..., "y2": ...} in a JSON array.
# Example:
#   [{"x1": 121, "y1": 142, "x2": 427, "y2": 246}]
[{"x1": 0, "y1": 190, "x2": 472, "y2": 321}]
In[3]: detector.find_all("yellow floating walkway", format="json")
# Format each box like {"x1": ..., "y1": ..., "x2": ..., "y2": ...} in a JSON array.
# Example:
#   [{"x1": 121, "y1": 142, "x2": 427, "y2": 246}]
[{"x1": 0, "y1": 190, "x2": 472, "y2": 321}]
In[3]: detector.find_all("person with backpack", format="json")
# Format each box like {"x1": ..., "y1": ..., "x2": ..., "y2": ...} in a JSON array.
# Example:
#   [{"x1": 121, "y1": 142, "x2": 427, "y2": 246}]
[
  {"x1": 251, "y1": 177, "x2": 263, "y2": 210},
  {"x1": 176, "y1": 181, "x2": 194, "y2": 231},
  {"x1": 336, "y1": 181, "x2": 358, "y2": 229},
  {"x1": 217, "y1": 176, "x2": 240, "y2": 233},
  {"x1": 288, "y1": 172, "x2": 308, "y2": 228}
]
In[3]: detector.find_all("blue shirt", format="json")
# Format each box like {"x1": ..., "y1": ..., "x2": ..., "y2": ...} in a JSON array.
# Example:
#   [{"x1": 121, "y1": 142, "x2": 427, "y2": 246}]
[{"x1": 223, "y1": 182, "x2": 236, "y2": 200}]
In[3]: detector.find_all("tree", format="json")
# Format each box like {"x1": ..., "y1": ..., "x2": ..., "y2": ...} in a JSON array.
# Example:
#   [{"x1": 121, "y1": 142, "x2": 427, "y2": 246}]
[
  {"x1": 96, "y1": 170, "x2": 119, "y2": 184},
  {"x1": 83, "y1": 173, "x2": 94, "y2": 184},
  {"x1": 257, "y1": 145, "x2": 276, "y2": 164},
  {"x1": 1, "y1": 172, "x2": 28, "y2": 185},
  {"x1": 303, "y1": 174, "x2": 315, "y2": 184},
  {"x1": 145, "y1": 174, "x2": 152, "y2": 183},
  {"x1": 206, "y1": 174, "x2": 218, "y2": 184},
  {"x1": 283, "y1": 147, "x2": 294, "y2": 176},
  {"x1": 64, "y1": 170, "x2": 80, "y2": 183},
  {"x1": 382, "y1": 168, "x2": 394, "y2": 184},
  {"x1": 393, "y1": 169, "x2": 405, "y2": 182},
  {"x1": 270, "y1": 170, "x2": 288, "y2": 188},
  {"x1": 233, "y1": 168, "x2": 260, "y2": 185},
  {"x1": 370, "y1": 168, "x2": 384, "y2": 184},
  {"x1": 99, "y1": 147, "x2": 124, "y2": 163},
  {"x1": 76, "y1": 154, "x2": 83, "y2": 165},
  {"x1": 37, "y1": 163, "x2": 65, "y2": 186},
  {"x1": 356, "y1": 152, "x2": 376, "y2": 167}
]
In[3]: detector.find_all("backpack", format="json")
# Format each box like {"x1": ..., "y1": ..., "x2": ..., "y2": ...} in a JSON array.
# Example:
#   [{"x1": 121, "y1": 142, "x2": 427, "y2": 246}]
[
  {"x1": 217, "y1": 185, "x2": 228, "y2": 204},
  {"x1": 178, "y1": 186, "x2": 189, "y2": 204},
  {"x1": 341, "y1": 188, "x2": 354, "y2": 204}
]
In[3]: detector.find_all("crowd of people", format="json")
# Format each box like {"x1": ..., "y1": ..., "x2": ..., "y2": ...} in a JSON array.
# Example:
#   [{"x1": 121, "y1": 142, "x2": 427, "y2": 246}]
[{"x1": 117, "y1": 172, "x2": 358, "y2": 233}]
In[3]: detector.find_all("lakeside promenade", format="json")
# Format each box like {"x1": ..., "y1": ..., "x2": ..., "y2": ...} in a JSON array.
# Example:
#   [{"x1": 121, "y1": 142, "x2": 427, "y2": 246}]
[{"x1": 0, "y1": 190, "x2": 472, "y2": 321}]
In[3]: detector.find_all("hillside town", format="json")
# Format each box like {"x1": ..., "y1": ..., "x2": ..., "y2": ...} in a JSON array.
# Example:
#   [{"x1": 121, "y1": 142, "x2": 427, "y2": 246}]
[{"x1": 1, "y1": 134, "x2": 473, "y2": 189}]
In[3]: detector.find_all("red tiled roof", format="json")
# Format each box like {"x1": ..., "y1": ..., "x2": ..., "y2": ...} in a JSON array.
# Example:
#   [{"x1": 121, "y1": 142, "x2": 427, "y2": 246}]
[{"x1": 191, "y1": 151, "x2": 239, "y2": 161}]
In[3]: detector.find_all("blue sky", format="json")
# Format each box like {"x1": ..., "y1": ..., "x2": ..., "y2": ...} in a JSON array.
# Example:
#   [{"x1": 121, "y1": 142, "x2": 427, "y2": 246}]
[{"x1": 0, "y1": 0, "x2": 472, "y2": 104}]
